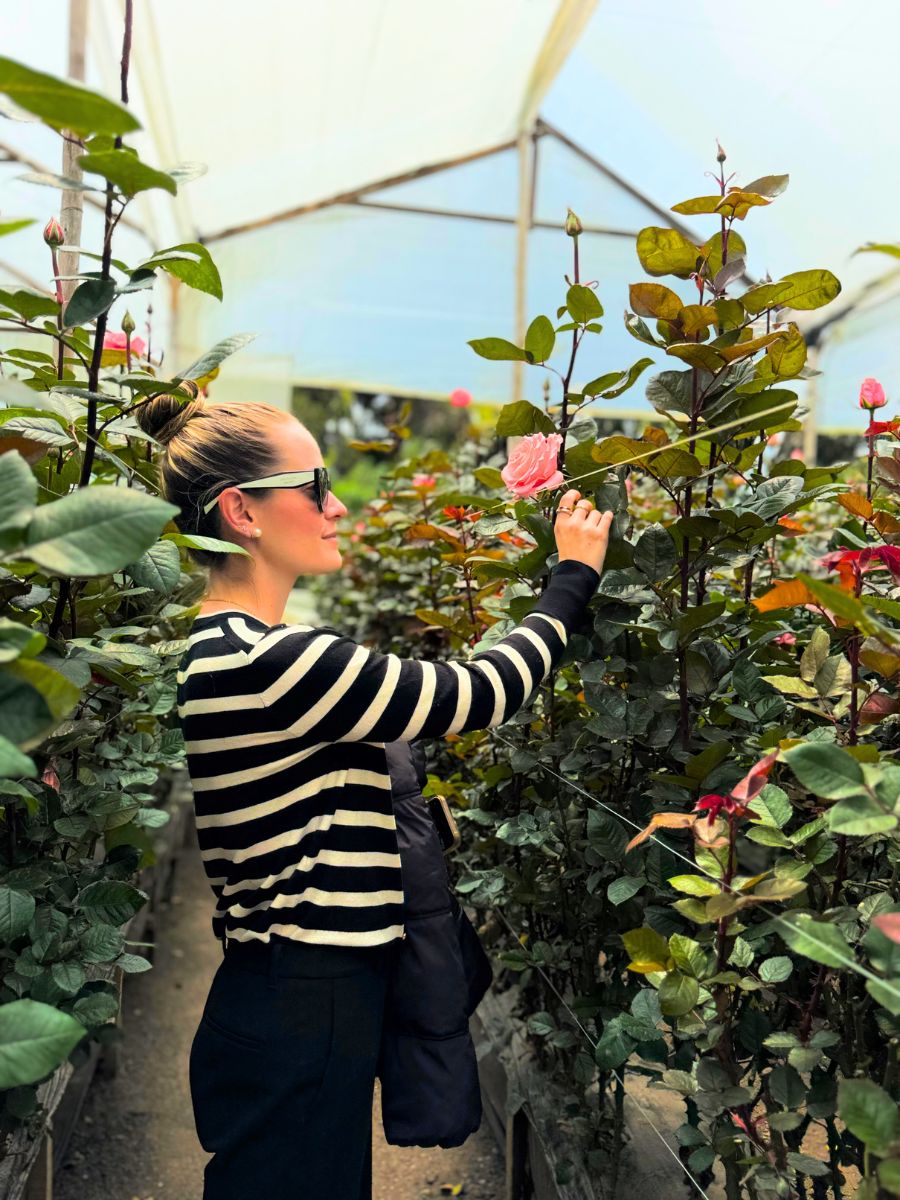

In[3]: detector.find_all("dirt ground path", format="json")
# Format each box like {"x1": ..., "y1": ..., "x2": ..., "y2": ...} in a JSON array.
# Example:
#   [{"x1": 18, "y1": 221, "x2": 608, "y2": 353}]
[{"x1": 56, "y1": 833, "x2": 504, "y2": 1200}]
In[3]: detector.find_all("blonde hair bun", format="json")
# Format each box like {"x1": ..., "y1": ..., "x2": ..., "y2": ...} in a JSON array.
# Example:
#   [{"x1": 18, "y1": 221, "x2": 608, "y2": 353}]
[{"x1": 136, "y1": 382, "x2": 202, "y2": 446}]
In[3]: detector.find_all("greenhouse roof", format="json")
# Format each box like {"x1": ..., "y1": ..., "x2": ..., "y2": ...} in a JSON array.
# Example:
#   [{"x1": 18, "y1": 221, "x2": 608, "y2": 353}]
[{"x1": 2, "y1": 0, "x2": 898, "y2": 432}]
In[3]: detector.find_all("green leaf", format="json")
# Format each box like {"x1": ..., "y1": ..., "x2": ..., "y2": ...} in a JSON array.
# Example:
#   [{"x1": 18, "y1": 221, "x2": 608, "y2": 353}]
[
  {"x1": 115, "y1": 953, "x2": 152, "y2": 974},
  {"x1": 583, "y1": 370, "x2": 626, "y2": 397},
  {"x1": 800, "y1": 627, "x2": 830, "y2": 682},
  {"x1": 658, "y1": 972, "x2": 700, "y2": 1017},
  {"x1": 607, "y1": 876, "x2": 644, "y2": 906},
  {"x1": 867, "y1": 978, "x2": 900, "y2": 1015},
  {"x1": 62, "y1": 278, "x2": 116, "y2": 328},
  {"x1": 776, "y1": 913, "x2": 854, "y2": 969},
  {"x1": 50, "y1": 960, "x2": 85, "y2": 995},
  {"x1": 667, "y1": 875, "x2": 719, "y2": 898},
  {"x1": 759, "y1": 956, "x2": 792, "y2": 983},
  {"x1": 633, "y1": 524, "x2": 677, "y2": 582},
  {"x1": 594, "y1": 1019, "x2": 634, "y2": 1069},
  {"x1": 668, "y1": 935, "x2": 708, "y2": 979},
  {"x1": 79, "y1": 923, "x2": 125, "y2": 963},
  {"x1": 24, "y1": 487, "x2": 179, "y2": 577},
  {"x1": 527, "y1": 1011, "x2": 555, "y2": 1036},
  {"x1": 670, "y1": 196, "x2": 721, "y2": 216},
  {"x1": 623, "y1": 927, "x2": 670, "y2": 973},
  {"x1": 0, "y1": 57, "x2": 140, "y2": 137},
  {"x1": 838, "y1": 1079, "x2": 900, "y2": 1155},
  {"x1": 524, "y1": 316, "x2": 555, "y2": 362},
  {"x1": 786, "y1": 1153, "x2": 830, "y2": 1177},
  {"x1": 829, "y1": 793, "x2": 897, "y2": 837},
  {"x1": 0, "y1": 218, "x2": 35, "y2": 238},
  {"x1": 178, "y1": 332, "x2": 257, "y2": 381},
  {"x1": 743, "y1": 174, "x2": 790, "y2": 199},
  {"x1": 629, "y1": 282, "x2": 684, "y2": 320},
  {"x1": 878, "y1": 1160, "x2": 900, "y2": 1193},
  {"x1": 495, "y1": 400, "x2": 556, "y2": 438},
  {"x1": 797, "y1": 573, "x2": 898, "y2": 645},
  {"x1": 624, "y1": 312, "x2": 665, "y2": 348},
  {"x1": 0, "y1": 999, "x2": 86, "y2": 1088},
  {"x1": 467, "y1": 337, "x2": 529, "y2": 362},
  {"x1": 0, "y1": 887, "x2": 36, "y2": 942},
  {"x1": 777, "y1": 269, "x2": 841, "y2": 312},
  {"x1": 764, "y1": 1032, "x2": 801, "y2": 1051},
  {"x1": 666, "y1": 342, "x2": 726, "y2": 372},
  {"x1": 75, "y1": 880, "x2": 147, "y2": 926},
  {"x1": 566, "y1": 284, "x2": 603, "y2": 323},
  {"x1": 728, "y1": 937, "x2": 755, "y2": 968},
  {"x1": 601, "y1": 357, "x2": 654, "y2": 399},
  {"x1": 647, "y1": 448, "x2": 703, "y2": 478},
  {"x1": 0, "y1": 286, "x2": 59, "y2": 322},
  {"x1": 636, "y1": 227, "x2": 700, "y2": 279},
  {"x1": 749, "y1": 785, "x2": 792, "y2": 829},
  {"x1": 78, "y1": 149, "x2": 176, "y2": 197},
  {"x1": 769, "y1": 1064, "x2": 806, "y2": 1108},
  {"x1": 702, "y1": 229, "x2": 747, "y2": 279},
  {"x1": 141, "y1": 242, "x2": 222, "y2": 300},
  {"x1": 740, "y1": 281, "x2": 795, "y2": 315},
  {"x1": 0, "y1": 736, "x2": 37, "y2": 779},
  {"x1": 784, "y1": 743, "x2": 866, "y2": 800}
]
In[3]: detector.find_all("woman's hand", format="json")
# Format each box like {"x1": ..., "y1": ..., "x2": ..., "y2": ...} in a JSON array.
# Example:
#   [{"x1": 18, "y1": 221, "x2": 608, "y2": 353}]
[{"x1": 553, "y1": 489, "x2": 614, "y2": 577}]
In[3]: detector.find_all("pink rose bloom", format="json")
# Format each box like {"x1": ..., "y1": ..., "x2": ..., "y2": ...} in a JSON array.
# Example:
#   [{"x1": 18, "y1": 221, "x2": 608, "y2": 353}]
[
  {"x1": 412, "y1": 474, "x2": 436, "y2": 490},
  {"x1": 773, "y1": 632, "x2": 797, "y2": 646},
  {"x1": 354, "y1": 520, "x2": 366, "y2": 533},
  {"x1": 450, "y1": 388, "x2": 473, "y2": 408},
  {"x1": 859, "y1": 377, "x2": 886, "y2": 410},
  {"x1": 501, "y1": 432, "x2": 565, "y2": 498},
  {"x1": 103, "y1": 331, "x2": 148, "y2": 358}
]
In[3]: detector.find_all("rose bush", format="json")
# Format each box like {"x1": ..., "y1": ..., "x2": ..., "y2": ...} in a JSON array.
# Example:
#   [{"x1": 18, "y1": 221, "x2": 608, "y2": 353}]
[
  {"x1": 0, "y1": 41, "x2": 252, "y2": 1149},
  {"x1": 321, "y1": 163, "x2": 900, "y2": 1199}
]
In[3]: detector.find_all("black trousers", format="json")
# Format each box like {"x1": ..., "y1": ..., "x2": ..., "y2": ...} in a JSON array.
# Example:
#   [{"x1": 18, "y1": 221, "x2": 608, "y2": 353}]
[{"x1": 189, "y1": 935, "x2": 398, "y2": 1200}]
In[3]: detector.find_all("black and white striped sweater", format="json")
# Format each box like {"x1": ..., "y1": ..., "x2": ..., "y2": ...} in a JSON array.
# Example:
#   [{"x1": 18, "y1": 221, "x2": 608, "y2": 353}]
[{"x1": 175, "y1": 558, "x2": 600, "y2": 948}]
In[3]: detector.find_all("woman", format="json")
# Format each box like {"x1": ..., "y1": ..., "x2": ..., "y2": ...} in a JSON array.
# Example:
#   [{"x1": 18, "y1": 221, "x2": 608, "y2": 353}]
[{"x1": 136, "y1": 391, "x2": 613, "y2": 1200}]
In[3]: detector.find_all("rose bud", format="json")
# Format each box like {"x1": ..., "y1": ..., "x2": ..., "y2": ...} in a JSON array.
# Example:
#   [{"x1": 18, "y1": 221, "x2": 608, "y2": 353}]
[
  {"x1": 43, "y1": 217, "x2": 64, "y2": 247},
  {"x1": 859, "y1": 377, "x2": 887, "y2": 410},
  {"x1": 565, "y1": 208, "x2": 583, "y2": 238}
]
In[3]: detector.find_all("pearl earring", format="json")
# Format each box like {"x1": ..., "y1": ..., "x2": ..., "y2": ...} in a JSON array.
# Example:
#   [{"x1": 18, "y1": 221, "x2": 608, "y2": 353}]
[{"x1": 252, "y1": 528, "x2": 262, "y2": 539}]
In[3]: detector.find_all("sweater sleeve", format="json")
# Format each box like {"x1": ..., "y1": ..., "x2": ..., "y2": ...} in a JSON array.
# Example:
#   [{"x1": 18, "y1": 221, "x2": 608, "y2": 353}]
[{"x1": 246, "y1": 559, "x2": 600, "y2": 744}]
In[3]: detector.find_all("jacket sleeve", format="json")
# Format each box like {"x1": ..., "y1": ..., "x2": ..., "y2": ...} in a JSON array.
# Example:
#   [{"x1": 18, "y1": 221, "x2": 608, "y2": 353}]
[{"x1": 245, "y1": 559, "x2": 600, "y2": 744}]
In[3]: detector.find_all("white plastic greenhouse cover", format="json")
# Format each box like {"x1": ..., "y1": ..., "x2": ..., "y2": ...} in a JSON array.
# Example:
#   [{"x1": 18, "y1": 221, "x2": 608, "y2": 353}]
[{"x1": 2, "y1": 0, "x2": 898, "y2": 431}]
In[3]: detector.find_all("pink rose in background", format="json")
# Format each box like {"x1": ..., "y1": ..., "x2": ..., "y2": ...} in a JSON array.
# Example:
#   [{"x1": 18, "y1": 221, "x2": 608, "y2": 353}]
[
  {"x1": 501, "y1": 432, "x2": 564, "y2": 498},
  {"x1": 450, "y1": 388, "x2": 473, "y2": 408},
  {"x1": 411, "y1": 474, "x2": 436, "y2": 490},
  {"x1": 859, "y1": 377, "x2": 886, "y2": 410},
  {"x1": 789, "y1": 449, "x2": 804, "y2": 460},
  {"x1": 103, "y1": 331, "x2": 148, "y2": 358},
  {"x1": 773, "y1": 632, "x2": 797, "y2": 646}
]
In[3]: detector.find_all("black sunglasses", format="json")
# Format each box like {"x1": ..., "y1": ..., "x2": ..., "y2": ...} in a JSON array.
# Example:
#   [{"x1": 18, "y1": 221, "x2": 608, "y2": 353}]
[{"x1": 202, "y1": 467, "x2": 331, "y2": 515}]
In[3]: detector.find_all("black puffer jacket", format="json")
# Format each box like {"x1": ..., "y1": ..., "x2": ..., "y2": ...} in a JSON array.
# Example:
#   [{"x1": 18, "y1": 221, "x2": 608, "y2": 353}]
[{"x1": 376, "y1": 739, "x2": 493, "y2": 1148}]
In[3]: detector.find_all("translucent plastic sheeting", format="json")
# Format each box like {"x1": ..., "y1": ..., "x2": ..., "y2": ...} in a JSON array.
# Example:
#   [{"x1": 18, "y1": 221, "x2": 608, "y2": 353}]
[{"x1": 1, "y1": 0, "x2": 897, "y2": 431}]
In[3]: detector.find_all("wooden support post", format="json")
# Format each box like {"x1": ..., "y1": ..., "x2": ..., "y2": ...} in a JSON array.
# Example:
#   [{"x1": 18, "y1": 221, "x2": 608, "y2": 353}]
[
  {"x1": 802, "y1": 343, "x2": 819, "y2": 465},
  {"x1": 23, "y1": 1133, "x2": 52, "y2": 1200},
  {"x1": 512, "y1": 130, "x2": 535, "y2": 404},
  {"x1": 59, "y1": 0, "x2": 88, "y2": 305},
  {"x1": 505, "y1": 1107, "x2": 530, "y2": 1200}
]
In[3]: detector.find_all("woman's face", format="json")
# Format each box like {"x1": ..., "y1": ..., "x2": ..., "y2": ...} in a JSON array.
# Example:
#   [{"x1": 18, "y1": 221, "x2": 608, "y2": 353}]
[{"x1": 215, "y1": 418, "x2": 349, "y2": 579}]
